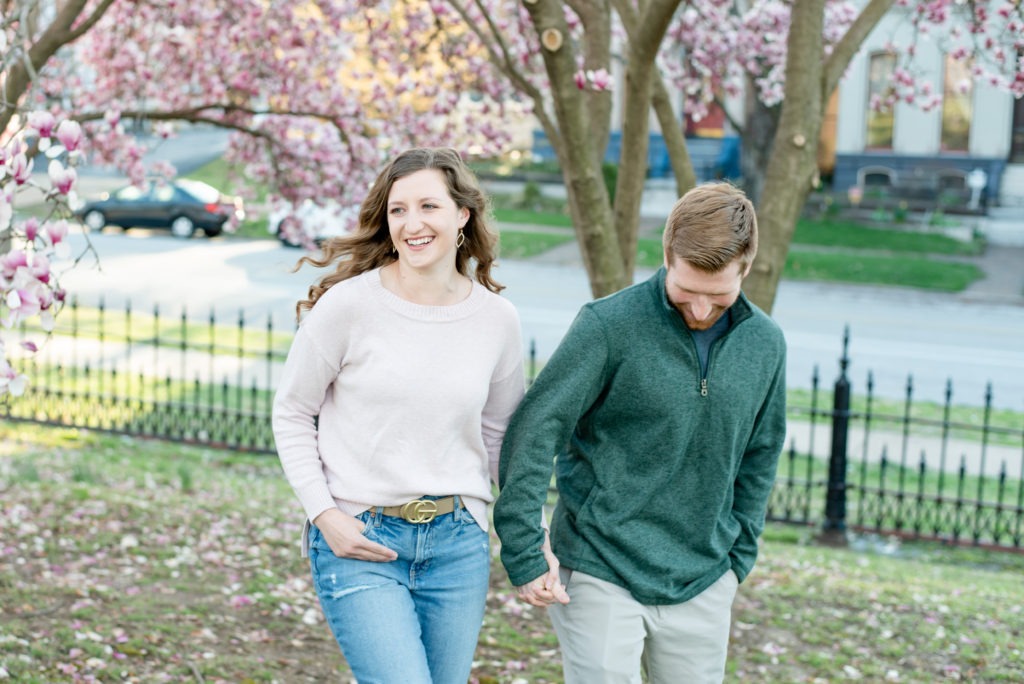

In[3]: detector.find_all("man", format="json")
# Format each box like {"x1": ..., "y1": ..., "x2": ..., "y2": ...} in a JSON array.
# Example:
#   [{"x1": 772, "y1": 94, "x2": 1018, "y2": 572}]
[{"x1": 494, "y1": 182, "x2": 786, "y2": 683}]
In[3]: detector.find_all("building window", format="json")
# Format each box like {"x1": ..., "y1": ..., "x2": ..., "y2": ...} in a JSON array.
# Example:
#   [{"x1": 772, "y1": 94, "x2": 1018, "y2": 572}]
[
  {"x1": 866, "y1": 52, "x2": 895, "y2": 149},
  {"x1": 941, "y1": 55, "x2": 972, "y2": 152}
]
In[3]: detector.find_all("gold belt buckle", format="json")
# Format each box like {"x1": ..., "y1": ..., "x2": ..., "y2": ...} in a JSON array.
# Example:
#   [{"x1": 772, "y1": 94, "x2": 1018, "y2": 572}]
[{"x1": 399, "y1": 499, "x2": 439, "y2": 524}]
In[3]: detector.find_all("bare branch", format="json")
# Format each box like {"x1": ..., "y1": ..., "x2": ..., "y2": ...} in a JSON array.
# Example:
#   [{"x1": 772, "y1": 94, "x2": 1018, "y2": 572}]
[
  {"x1": 1, "y1": 0, "x2": 118, "y2": 131},
  {"x1": 66, "y1": 0, "x2": 119, "y2": 42},
  {"x1": 441, "y1": 0, "x2": 561, "y2": 152}
]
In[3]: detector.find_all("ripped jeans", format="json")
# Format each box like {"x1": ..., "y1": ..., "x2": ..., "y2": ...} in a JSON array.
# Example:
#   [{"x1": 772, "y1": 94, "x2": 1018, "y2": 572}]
[{"x1": 308, "y1": 501, "x2": 490, "y2": 684}]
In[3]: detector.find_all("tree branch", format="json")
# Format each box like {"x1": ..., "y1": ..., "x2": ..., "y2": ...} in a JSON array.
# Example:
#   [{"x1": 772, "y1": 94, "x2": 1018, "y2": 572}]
[
  {"x1": 66, "y1": 0, "x2": 119, "y2": 42},
  {"x1": 446, "y1": 0, "x2": 562, "y2": 156},
  {"x1": 823, "y1": 0, "x2": 894, "y2": 97},
  {"x1": 1, "y1": 0, "x2": 117, "y2": 131}
]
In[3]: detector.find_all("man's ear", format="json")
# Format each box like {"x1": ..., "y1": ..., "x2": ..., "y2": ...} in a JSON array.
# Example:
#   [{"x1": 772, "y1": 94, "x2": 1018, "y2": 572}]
[{"x1": 741, "y1": 261, "x2": 753, "y2": 279}]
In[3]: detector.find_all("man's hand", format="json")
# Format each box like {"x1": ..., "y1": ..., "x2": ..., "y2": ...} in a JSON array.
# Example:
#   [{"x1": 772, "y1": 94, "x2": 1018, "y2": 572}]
[
  {"x1": 313, "y1": 508, "x2": 398, "y2": 562},
  {"x1": 515, "y1": 531, "x2": 570, "y2": 607}
]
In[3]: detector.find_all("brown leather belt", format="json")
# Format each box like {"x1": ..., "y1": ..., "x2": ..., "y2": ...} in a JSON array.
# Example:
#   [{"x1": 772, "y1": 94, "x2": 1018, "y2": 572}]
[{"x1": 377, "y1": 496, "x2": 463, "y2": 524}]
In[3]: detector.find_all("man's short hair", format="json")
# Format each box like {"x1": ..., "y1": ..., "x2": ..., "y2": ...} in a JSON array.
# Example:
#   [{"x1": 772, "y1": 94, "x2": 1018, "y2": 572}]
[{"x1": 662, "y1": 182, "x2": 758, "y2": 273}]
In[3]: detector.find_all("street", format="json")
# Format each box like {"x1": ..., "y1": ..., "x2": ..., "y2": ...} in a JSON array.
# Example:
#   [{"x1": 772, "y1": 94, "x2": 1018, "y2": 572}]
[{"x1": 54, "y1": 228, "x2": 1024, "y2": 410}]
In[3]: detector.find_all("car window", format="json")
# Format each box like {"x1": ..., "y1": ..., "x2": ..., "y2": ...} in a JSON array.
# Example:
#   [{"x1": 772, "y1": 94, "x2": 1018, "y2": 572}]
[
  {"x1": 152, "y1": 184, "x2": 176, "y2": 202},
  {"x1": 176, "y1": 179, "x2": 220, "y2": 203},
  {"x1": 114, "y1": 185, "x2": 147, "y2": 202}
]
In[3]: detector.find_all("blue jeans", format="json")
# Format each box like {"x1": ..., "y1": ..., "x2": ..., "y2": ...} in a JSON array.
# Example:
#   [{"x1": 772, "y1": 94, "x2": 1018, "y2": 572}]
[{"x1": 308, "y1": 500, "x2": 491, "y2": 684}]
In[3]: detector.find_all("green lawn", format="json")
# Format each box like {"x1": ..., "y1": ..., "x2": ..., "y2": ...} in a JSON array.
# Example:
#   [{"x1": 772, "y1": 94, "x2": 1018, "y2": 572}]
[
  {"x1": 499, "y1": 229, "x2": 576, "y2": 259},
  {"x1": 2, "y1": 422, "x2": 1022, "y2": 683},
  {"x1": 783, "y1": 249, "x2": 983, "y2": 291},
  {"x1": 494, "y1": 207, "x2": 573, "y2": 228},
  {"x1": 791, "y1": 218, "x2": 984, "y2": 255}
]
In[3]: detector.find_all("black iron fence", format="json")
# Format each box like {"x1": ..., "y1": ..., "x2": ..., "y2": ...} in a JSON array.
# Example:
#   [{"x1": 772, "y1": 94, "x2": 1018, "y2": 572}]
[
  {"x1": 770, "y1": 329, "x2": 1023, "y2": 551},
  {"x1": 4, "y1": 301, "x2": 1023, "y2": 552}
]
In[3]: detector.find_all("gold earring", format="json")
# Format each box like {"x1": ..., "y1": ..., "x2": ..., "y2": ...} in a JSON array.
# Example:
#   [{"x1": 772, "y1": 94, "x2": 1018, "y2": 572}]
[
  {"x1": 456, "y1": 230, "x2": 465, "y2": 248},
  {"x1": 392, "y1": 242, "x2": 397, "y2": 253}
]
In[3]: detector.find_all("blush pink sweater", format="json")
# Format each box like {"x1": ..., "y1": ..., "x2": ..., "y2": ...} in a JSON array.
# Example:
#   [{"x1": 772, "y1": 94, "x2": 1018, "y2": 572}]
[{"x1": 272, "y1": 267, "x2": 525, "y2": 531}]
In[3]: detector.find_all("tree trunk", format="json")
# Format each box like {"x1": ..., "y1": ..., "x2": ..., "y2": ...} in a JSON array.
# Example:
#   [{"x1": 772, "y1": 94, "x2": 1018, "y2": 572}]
[
  {"x1": 740, "y1": 78, "x2": 781, "y2": 207},
  {"x1": 742, "y1": 0, "x2": 826, "y2": 314},
  {"x1": 743, "y1": 0, "x2": 893, "y2": 314},
  {"x1": 0, "y1": 0, "x2": 113, "y2": 131}
]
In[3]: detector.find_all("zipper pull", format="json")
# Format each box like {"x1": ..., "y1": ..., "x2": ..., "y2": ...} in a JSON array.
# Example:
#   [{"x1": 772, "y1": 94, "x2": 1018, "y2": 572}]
[{"x1": 700, "y1": 378, "x2": 708, "y2": 397}]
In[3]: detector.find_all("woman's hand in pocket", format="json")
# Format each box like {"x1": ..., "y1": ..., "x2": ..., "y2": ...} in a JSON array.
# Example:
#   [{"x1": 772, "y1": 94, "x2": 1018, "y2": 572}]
[{"x1": 313, "y1": 509, "x2": 398, "y2": 562}]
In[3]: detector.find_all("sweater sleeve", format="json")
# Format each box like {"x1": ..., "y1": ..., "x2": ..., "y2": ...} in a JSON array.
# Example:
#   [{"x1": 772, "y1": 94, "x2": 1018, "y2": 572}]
[
  {"x1": 729, "y1": 346, "x2": 787, "y2": 582},
  {"x1": 272, "y1": 321, "x2": 342, "y2": 523},
  {"x1": 483, "y1": 362, "x2": 526, "y2": 490},
  {"x1": 494, "y1": 305, "x2": 610, "y2": 587}
]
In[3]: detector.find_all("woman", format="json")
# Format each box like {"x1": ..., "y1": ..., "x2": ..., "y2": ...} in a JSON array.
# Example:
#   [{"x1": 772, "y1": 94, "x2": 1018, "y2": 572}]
[{"x1": 272, "y1": 147, "x2": 525, "y2": 683}]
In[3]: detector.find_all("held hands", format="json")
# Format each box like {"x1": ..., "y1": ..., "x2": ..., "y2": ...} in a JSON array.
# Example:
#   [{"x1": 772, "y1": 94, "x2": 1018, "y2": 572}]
[
  {"x1": 313, "y1": 508, "x2": 398, "y2": 562},
  {"x1": 515, "y1": 531, "x2": 571, "y2": 607}
]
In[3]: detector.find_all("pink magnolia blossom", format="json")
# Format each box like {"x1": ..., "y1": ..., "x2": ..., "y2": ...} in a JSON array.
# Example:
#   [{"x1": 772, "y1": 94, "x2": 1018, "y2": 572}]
[
  {"x1": 1, "y1": 249, "x2": 28, "y2": 281},
  {"x1": 8, "y1": 153, "x2": 32, "y2": 185},
  {"x1": 588, "y1": 68, "x2": 612, "y2": 91},
  {"x1": 5, "y1": 288, "x2": 42, "y2": 319},
  {"x1": 45, "y1": 219, "x2": 69, "y2": 246},
  {"x1": 55, "y1": 120, "x2": 83, "y2": 152},
  {"x1": 0, "y1": 360, "x2": 28, "y2": 397},
  {"x1": 29, "y1": 253, "x2": 51, "y2": 284},
  {"x1": 47, "y1": 160, "x2": 77, "y2": 195},
  {"x1": 23, "y1": 217, "x2": 39, "y2": 242},
  {"x1": 26, "y1": 111, "x2": 57, "y2": 138}
]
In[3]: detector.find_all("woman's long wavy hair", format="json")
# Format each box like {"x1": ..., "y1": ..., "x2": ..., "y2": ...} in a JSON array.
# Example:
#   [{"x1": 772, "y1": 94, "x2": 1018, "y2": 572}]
[{"x1": 294, "y1": 147, "x2": 503, "y2": 320}]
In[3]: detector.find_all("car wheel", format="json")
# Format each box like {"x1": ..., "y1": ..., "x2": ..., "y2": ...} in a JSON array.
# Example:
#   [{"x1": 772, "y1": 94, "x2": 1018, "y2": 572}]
[
  {"x1": 170, "y1": 216, "x2": 195, "y2": 238},
  {"x1": 203, "y1": 225, "x2": 224, "y2": 237},
  {"x1": 82, "y1": 210, "x2": 106, "y2": 231}
]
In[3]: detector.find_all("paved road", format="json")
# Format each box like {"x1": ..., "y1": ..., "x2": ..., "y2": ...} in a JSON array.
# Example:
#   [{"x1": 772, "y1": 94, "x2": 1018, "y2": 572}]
[{"x1": 53, "y1": 228, "x2": 1024, "y2": 410}]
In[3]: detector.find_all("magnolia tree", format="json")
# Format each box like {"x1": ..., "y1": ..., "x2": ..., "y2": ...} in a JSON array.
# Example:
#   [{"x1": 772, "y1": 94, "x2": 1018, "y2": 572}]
[
  {"x1": 2, "y1": 0, "x2": 1023, "y2": 397},
  {"x1": 0, "y1": 0, "x2": 524, "y2": 396},
  {"x1": 437, "y1": 0, "x2": 1023, "y2": 308}
]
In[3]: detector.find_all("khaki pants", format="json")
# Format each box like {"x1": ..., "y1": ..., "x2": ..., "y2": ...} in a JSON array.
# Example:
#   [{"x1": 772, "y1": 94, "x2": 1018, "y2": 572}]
[{"x1": 549, "y1": 568, "x2": 739, "y2": 684}]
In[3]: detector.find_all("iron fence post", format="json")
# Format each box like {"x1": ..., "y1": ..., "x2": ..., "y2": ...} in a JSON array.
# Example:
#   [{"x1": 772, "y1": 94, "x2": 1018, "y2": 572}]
[{"x1": 821, "y1": 326, "x2": 851, "y2": 545}]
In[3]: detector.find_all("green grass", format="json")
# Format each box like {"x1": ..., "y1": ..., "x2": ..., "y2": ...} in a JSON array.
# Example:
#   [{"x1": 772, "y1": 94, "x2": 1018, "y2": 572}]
[
  {"x1": 494, "y1": 207, "x2": 573, "y2": 227},
  {"x1": 772, "y1": 446, "x2": 1022, "y2": 510},
  {"x1": 499, "y1": 229, "x2": 575, "y2": 259},
  {"x1": 1, "y1": 422, "x2": 1022, "y2": 683},
  {"x1": 787, "y1": 388, "x2": 1024, "y2": 447},
  {"x1": 792, "y1": 218, "x2": 984, "y2": 255},
  {"x1": 783, "y1": 250, "x2": 983, "y2": 291},
  {"x1": 184, "y1": 157, "x2": 268, "y2": 203},
  {"x1": 14, "y1": 305, "x2": 293, "y2": 356}
]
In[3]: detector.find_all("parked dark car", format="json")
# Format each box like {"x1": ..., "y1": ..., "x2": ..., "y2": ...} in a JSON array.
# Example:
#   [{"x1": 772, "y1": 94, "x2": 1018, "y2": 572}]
[{"x1": 73, "y1": 179, "x2": 244, "y2": 238}]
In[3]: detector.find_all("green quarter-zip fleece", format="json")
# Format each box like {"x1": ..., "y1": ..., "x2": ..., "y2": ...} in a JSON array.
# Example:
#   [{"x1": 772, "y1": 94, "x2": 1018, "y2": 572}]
[{"x1": 495, "y1": 266, "x2": 787, "y2": 605}]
